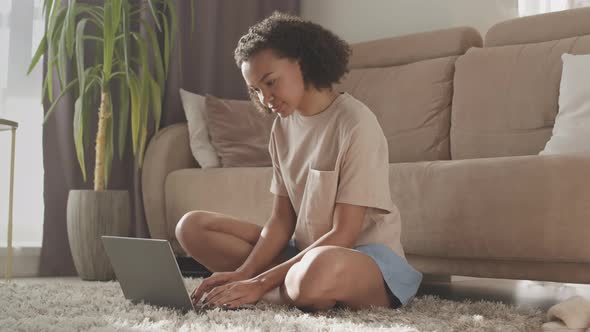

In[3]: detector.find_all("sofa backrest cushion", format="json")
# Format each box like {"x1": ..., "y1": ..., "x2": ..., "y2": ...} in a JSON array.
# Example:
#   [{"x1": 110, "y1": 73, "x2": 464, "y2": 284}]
[
  {"x1": 337, "y1": 56, "x2": 456, "y2": 162},
  {"x1": 337, "y1": 27, "x2": 482, "y2": 163},
  {"x1": 450, "y1": 35, "x2": 590, "y2": 159},
  {"x1": 485, "y1": 7, "x2": 590, "y2": 47},
  {"x1": 349, "y1": 26, "x2": 481, "y2": 69}
]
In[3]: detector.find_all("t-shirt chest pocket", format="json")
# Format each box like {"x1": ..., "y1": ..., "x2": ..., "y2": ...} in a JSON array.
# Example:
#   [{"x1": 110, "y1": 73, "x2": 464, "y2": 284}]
[{"x1": 294, "y1": 167, "x2": 339, "y2": 249}]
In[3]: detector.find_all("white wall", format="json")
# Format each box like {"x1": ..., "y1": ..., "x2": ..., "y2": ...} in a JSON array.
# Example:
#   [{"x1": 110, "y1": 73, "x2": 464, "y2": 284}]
[{"x1": 301, "y1": 0, "x2": 518, "y2": 43}]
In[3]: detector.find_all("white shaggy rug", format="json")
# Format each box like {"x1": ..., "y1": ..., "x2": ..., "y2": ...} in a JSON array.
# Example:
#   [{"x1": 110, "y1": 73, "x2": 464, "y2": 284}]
[{"x1": 0, "y1": 278, "x2": 544, "y2": 332}]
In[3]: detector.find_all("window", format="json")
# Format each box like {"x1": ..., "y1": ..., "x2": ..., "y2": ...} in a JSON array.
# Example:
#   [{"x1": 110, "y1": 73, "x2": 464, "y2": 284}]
[
  {"x1": 519, "y1": 0, "x2": 590, "y2": 16},
  {"x1": 0, "y1": 0, "x2": 44, "y2": 248}
]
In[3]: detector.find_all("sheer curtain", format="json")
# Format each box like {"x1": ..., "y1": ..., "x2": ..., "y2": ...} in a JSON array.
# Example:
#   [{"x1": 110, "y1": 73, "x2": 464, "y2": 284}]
[
  {"x1": 519, "y1": 0, "x2": 590, "y2": 16},
  {"x1": 0, "y1": 0, "x2": 44, "y2": 249}
]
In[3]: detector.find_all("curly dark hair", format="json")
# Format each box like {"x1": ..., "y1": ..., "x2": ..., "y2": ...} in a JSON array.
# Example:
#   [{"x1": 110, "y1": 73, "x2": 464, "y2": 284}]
[{"x1": 234, "y1": 12, "x2": 352, "y2": 113}]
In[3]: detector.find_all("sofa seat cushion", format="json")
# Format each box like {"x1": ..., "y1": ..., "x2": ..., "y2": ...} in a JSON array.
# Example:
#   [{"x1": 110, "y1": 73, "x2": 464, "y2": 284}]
[
  {"x1": 391, "y1": 155, "x2": 590, "y2": 264},
  {"x1": 165, "y1": 155, "x2": 590, "y2": 264},
  {"x1": 165, "y1": 167, "x2": 274, "y2": 254}
]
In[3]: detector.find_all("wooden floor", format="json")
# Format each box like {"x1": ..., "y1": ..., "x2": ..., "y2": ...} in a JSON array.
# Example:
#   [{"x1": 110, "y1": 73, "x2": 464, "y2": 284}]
[{"x1": 418, "y1": 276, "x2": 590, "y2": 311}]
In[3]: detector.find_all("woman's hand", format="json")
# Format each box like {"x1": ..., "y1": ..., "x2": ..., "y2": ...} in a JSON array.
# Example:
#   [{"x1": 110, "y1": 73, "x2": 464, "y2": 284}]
[
  {"x1": 190, "y1": 270, "x2": 250, "y2": 306},
  {"x1": 201, "y1": 277, "x2": 268, "y2": 309}
]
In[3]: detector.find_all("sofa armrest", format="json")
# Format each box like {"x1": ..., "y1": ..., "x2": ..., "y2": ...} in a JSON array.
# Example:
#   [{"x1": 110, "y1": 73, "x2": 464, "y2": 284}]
[
  {"x1": 142, "y1": 123, "x2": 198, "y2": 241},
  {"x1": 390, "y1": 154, "x2": 590, "y2": 263}
]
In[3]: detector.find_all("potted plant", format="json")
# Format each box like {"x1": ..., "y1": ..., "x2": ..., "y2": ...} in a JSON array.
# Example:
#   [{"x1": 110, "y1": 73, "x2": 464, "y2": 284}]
[{"x1": 28, "y1": 0, "x2": 190, "y2": 281}]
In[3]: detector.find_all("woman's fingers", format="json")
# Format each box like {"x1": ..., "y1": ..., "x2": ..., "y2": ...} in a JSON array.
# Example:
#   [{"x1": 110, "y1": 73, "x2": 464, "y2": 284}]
[
  {"x1": 203, "y1": 284, "x2": 226, "y2": 304},
  {"x1": 216, "y1": 294, "x2": 245, "y2": 309},
  {"x1": 192, "y1": 274, "x2": 226, "y2": 303},
  {"x1": 210, "y1": 288, "x2": 242, "y2": 307},
  {"x1": 191, "y1": 282, "x2": 209, "y2": 303},
  {"x1": 224, "y1": 295, "x2": 250, "y2": 309}
]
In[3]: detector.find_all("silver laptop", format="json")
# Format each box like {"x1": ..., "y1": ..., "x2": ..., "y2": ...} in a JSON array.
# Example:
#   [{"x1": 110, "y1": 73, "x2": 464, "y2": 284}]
[{"x1": 101, "y1": 236, "x2": 196, "y2": 313}]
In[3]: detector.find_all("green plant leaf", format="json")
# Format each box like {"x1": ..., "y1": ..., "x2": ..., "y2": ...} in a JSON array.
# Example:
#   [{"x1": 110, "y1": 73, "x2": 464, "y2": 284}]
[
  {"x1": 128, "y1": 72, "x2": 140, "y2": 155},
  {"x1": 46, "y1": 1, "x2": 70, "y2": 79},
  {"x1": 73, "y1": 96, "x2": 87, "y2": 182},
  {"x1": 78, "y1": 3, "x2": 104, "y2": 22},
  {"x1": 111, "y1": 0, "x2": 122, "y2": 34},
  {"x1": 27, "y1": 35, "x2": 47, "y2": 75},
  {"x1": 149, "y1": 77, "x2": 162, "y2": 136},
  {"x1": 43, "y1": 78, "x2": 78, "y2": 124},
  {"x1": 47, "y1": 56, "x2": 54, "y2": 103},
  {"x1": 130, "y1": 32, "x2": 149, "y2": 156},
  {"x1": 82, "y1": 36, "x2": 104, "y2": 43},
  {"x1": 64, "y1": 0, "x2": 76, "y2": 57},
  {"x1": 138, "y1": 118, "x2": 147, "y2": 169},
  {"x1": 160, "y1": 12, "x2": 170, "y2": 77},
  {"x1": 57, "y1": 21, "x2": 68, "y2": 89},
  {"x1": 139, "y1": 71, "x2": 149, "y2": 165},
  {"x1": 43, "y1": 0, "x2": 54, "y2": 25},
  {"x1": 138, "y1": 79, "x2": 151, "y2": 169},
  {"x1": 46, "y1": 0, "x2": 62, "y2": 46},
  {"x1": 32, "y1": 0, "x2": 188, "y2": 180},
  {"x1": 103, "y1": 1, "x2": 114, "y2": 81},
  {"x1": 138, "y1": 72, "x2": 151, "y2": 168},
  {"x1": 147, "y1": 0, "x2": 162, "y2": 32},
  {"x1": 142, "y1": 20, "x2": 165, "y2": 93},
  {"x1": 75, "y1": 18, "x2": 88, "y2": 119},
  {"x1": 121, "y1": 0, "x2": 130, "y2": 84}
]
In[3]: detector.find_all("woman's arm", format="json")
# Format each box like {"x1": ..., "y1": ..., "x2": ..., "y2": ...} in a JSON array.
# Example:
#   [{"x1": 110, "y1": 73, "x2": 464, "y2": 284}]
[
  {"x1": 252, "y1": 202, "x2": 366, "y2": 294},
  {"x1": 236, "y1": 194, "x2": 297, "y2": 278}
]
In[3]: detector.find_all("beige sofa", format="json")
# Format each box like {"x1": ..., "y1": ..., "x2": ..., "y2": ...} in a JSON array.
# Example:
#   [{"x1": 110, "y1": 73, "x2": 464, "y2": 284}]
[{"x1": 142, "y1": 8, "x2": 590, "y2": 284}]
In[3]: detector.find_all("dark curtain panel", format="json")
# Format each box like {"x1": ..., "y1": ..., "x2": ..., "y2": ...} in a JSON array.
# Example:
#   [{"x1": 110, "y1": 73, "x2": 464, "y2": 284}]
[
  {"x1": 162, "y1": 0, "x2": 300, "y2": 124},
  {"x1": 39, "y1": 0, "x2": 300, "y2": 276}
]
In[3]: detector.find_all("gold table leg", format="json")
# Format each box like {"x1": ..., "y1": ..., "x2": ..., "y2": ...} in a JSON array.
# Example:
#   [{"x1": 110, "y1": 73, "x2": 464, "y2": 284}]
[{"x1": 5, "y1": 127, "x2": 16, "y2": 280}]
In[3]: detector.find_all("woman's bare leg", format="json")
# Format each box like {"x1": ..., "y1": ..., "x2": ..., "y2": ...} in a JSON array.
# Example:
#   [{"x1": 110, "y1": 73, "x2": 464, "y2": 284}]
[
  {"x1": 176, "y1": 210, "x2": 267, "y2": 272},
  {"x1": 175, "y1": 210, "x2": 289, "y2": 304}
]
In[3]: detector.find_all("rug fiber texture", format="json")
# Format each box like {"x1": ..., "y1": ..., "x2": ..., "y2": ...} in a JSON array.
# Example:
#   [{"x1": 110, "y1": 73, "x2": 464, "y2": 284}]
[{"x1": 0, "y1": 278, "x2": 544, "y2": 331}]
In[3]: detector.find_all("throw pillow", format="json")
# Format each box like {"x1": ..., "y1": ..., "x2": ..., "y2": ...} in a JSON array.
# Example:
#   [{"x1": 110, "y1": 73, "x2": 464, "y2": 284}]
[
  {"x1": 204, "y1": 94, "x2": 276, "y2": 167},
  {"x1": 179, "y1": 88, "x2": 221, "y2": 168},
  {"x1": 540, "y1": 53, "x2": 590, "y2": 156}
]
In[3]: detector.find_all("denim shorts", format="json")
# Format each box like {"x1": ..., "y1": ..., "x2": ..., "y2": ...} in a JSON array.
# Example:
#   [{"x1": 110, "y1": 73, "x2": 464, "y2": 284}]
[{"x1": 282, "y1": 239, "x2": 423, "y2": 308}]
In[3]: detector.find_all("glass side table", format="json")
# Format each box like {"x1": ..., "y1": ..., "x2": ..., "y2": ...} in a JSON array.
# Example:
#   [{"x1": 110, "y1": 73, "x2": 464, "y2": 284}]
[{"x1": 0, "y1": 118, "x2": 17, "y2": 280}]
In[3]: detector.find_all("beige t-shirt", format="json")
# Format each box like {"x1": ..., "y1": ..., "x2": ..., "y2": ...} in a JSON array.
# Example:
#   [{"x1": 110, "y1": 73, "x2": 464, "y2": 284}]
[{"x1": 268, "y1": 92, "x2": 405, "y2": 259}]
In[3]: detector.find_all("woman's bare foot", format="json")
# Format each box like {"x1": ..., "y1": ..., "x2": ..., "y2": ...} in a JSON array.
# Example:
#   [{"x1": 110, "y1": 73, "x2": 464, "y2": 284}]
[{"x1": 259, "y1": 286, "x2": 288, "y2": 305}]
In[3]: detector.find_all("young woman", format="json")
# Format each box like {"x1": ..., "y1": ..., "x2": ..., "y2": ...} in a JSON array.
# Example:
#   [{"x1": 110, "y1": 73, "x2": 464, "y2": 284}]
[{"x1": 175, "y1": 12, "x2": 422, "y2": 313}]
